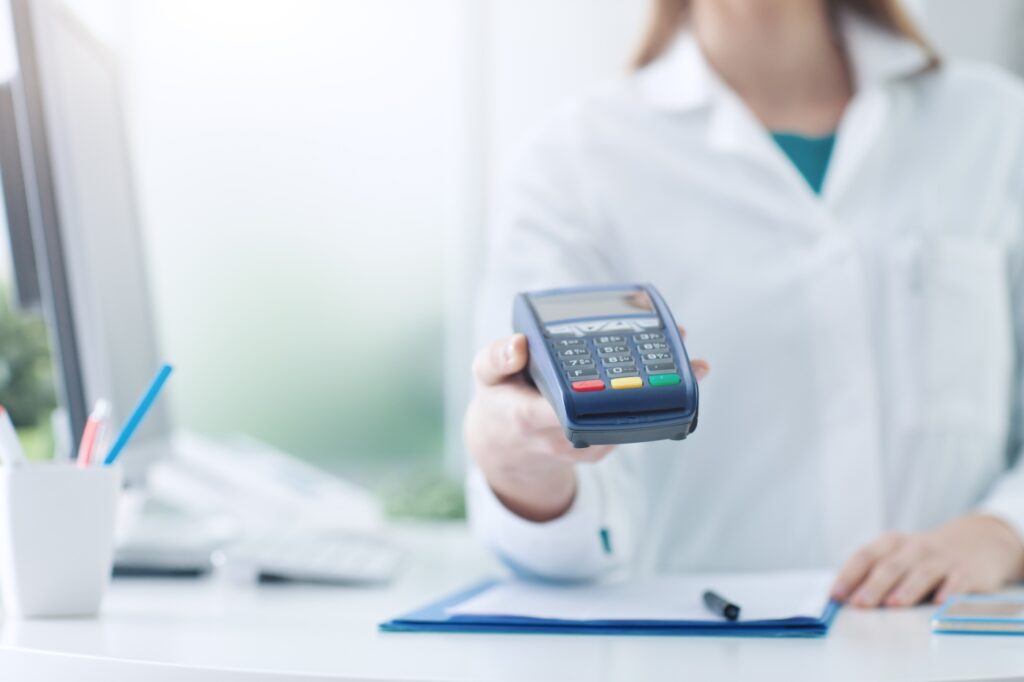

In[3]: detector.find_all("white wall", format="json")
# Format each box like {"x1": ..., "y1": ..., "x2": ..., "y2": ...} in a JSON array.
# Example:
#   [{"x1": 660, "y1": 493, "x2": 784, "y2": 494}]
[
  {"x1": 919, "y1": 0, "x2": 1024, "y2": 75},
  {"x1": 484, "y1": 0, "x2": 646, "y2": 174},
  {"x1": 122, "y1": 1, "x2": 468, "y2": 467}
]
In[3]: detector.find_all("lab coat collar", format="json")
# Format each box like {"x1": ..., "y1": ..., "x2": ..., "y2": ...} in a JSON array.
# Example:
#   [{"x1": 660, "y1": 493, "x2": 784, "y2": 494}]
[
  {"x1": 635, "y1": 9, "x2": 931, "y2": 205},
  {"x1": 636, "y1": 8, "x2": 932, "y2": 113},
  {"x1": 635, "y1": 31, "x2": 716, "y2": 111},
  {"x1": 841, "y1": 9, "x2": 933, "y2": 90}
]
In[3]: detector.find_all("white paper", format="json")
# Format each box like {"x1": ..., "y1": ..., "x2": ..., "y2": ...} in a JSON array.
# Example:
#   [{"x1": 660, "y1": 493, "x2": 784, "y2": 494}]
[{"x1": 448, "y1": 570, "x2": 834, "y2": 623}]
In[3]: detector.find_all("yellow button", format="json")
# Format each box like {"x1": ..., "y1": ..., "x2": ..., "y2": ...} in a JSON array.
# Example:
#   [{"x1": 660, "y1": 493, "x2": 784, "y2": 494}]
[{"x1": 610, "y1": 377, "x2": 643, "y2": 390}]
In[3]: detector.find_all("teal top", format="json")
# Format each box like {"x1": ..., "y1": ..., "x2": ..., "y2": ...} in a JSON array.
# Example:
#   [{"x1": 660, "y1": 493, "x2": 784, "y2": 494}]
[{"x1": 770, "y1": 131, "x2": 836, "y2": 194}]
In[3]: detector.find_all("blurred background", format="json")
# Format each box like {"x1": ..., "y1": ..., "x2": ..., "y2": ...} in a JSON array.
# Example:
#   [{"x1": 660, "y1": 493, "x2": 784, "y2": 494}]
[{"x1": 0, "y1": 0, "x2": 1022, "y2": 518}]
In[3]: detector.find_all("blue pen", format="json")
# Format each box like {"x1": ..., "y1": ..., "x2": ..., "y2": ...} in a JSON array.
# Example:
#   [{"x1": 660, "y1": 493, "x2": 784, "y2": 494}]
[{"x1": 103, "y1": 364, "x2": 174, "y2": 466}]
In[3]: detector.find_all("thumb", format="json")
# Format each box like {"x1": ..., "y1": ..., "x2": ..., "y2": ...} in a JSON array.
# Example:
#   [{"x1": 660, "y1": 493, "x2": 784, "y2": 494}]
[{"x1": 473, "y1": 333, "x2": 529, "y2": 386}]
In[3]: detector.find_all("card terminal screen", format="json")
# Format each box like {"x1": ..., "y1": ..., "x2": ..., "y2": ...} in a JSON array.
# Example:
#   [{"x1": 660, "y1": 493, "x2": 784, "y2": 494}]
[{"x1": 530, "y1": 289, "x2": 654, "y2": 323}]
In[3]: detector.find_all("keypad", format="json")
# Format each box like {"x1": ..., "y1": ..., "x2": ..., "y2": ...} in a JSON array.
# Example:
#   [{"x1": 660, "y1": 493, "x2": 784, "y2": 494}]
[
  {"x1": 611, "y1": 376, "x2": 643, "y2": 390},
  {"x1": 601, "y1": 355, "x2": 635, "y2": 366},
  {"x1": 640, "y1": 352, "x2": 673, "y2": 363},
  {"x1": 649, "y1": 373, "x2": 681, "y2": 387},
  {"x1": 645, "y1": 361, "x2": 677, "y2": 374},
  {"x1": 555, "y1": 326, "x2": 683, "y2": 389},
  {"x1": 571, "y1": 379, "x2": 605, "y2": 392}
]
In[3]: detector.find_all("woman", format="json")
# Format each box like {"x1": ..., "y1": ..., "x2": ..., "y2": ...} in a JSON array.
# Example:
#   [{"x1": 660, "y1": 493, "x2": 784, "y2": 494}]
[{"x1": 464, "y1": 0, "x2": 1024, "y2": 608}]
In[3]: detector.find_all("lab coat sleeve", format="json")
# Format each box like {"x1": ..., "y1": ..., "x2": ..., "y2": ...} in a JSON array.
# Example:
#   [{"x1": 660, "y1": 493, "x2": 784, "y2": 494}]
[
  {"x1": 466, "y1": 101, "x2": 644, "y2": 581},
  {"x1": 978, "y1": 145, "x2": 1024, "y2": 539}
]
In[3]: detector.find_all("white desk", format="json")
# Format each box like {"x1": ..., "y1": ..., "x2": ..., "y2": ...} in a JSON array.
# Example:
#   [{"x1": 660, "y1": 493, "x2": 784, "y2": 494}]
[{"x1": 1, "y1": 522, "x2": 1023, "y2": 682}]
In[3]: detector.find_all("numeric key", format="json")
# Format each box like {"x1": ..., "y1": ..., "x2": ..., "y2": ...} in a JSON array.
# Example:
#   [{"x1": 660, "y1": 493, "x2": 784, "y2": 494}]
[{"x1": 641, "y1": 352, "x2": 674, "y2": 363}]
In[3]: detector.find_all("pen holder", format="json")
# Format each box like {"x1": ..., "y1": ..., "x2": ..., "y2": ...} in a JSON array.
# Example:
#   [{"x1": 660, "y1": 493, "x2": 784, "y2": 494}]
[{"x1": 0, "y1": 463, "x2": 122, "y2": 618}]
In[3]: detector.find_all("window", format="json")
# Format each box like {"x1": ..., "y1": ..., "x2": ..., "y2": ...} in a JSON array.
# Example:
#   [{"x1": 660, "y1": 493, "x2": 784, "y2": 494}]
[
  {"x1": 123, "y1": 1, "x2": 465, "y2": 480},
  {"x1": 0, "y1": 142, "x2": 60, "y2": 462}
]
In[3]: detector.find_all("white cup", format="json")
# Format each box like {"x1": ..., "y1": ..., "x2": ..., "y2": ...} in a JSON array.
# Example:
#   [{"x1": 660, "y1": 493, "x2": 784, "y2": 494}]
[{"x1": 0, "y1": 463, "x2": 122, "y2": 618}]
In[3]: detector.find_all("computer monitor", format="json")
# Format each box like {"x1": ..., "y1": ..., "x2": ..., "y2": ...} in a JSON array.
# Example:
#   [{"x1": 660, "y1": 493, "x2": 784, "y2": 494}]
[{"x1": 1, "y1": 0, "x2": 171, "y2": 482}]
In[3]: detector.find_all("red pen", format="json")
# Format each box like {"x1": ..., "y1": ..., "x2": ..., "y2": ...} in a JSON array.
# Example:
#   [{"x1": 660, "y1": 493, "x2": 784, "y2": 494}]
[{"x1": 76, "y1": 400, "x2": 110, "y2": 468}]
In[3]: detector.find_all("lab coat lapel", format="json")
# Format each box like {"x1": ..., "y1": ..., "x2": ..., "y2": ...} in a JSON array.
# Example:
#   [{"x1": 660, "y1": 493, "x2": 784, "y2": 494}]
[
  {"x1": 637, "y1": 33, "x2": 811, "y2": 193},
  {"x1": 638, "y1": 14, "x2": 932, "y2": 206},
  {"x1": 821, "y1": 87, "x2": 888, "y2": 202},
  {"x1": 823, "y1": 11, "x2": 930, "y2": 201},
  {"x1": 705, "y1": 87, "x2": 813, "y2": 197}
]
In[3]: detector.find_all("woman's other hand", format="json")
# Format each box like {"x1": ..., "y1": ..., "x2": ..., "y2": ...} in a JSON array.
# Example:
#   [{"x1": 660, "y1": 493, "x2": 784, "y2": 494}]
[
  {"x1": 830, "y1": 514, "x2": 1024, "y2": 607},
  {"x1": 464, "y1": 329, "x2": 709, "y2": 523}
]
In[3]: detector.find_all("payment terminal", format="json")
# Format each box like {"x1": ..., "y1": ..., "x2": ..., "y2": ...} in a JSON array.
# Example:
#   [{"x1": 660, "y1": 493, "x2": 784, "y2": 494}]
[{"x1": 513, "y1": 284, "x2": 699, "y2": 448}]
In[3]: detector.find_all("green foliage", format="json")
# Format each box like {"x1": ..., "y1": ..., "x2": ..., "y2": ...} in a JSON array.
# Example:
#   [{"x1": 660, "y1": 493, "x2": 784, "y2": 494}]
[
  {"x1": 0, "y1": 289, "x2": 57, "y2": 428},
  {"x1": 380, "y1": 469, "x2": 466, "y2": 520}
]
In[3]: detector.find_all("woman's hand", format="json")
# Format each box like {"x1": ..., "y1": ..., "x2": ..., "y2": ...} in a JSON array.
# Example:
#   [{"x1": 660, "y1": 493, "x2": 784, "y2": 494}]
[
  {"x1": 831, "y1": 514, "x2": 1024, "y2": 608},
  {"x1": 464, "y1": 330, "x2": 709, "y2": 523}
]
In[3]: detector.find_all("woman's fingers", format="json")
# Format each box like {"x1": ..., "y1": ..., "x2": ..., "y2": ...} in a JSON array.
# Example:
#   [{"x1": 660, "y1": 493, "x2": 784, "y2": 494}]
[
  {"x1": 512, "y1": 389, "x2": 563, "y2": 432},
  {"x1": 850, "y1": 562, "x2": 910, "y2": 608},
  {"x1": 831, "y1": 517, "x2": 1024, "y2": 608},
  {"x1": 848, "y1": 535, "x2": 930, "y2": 607},
  {"x1": 480, "y1": 380, "x2": 560, "y2": 435},
  {"x1": 885, "y1": 557, "x2": 947, "y2": 607},
  {"x1": 473, "y1": 334, "x2": 528, "y2": 386},
  {"x1": 831, "y1": 532, "x2": 904, "y2": 601},
  {"x1": 831, "y1": 543, "x2": 879, "y2": 600},
  {"x1": 935, "y1": 571, "x2": 969, "y2": 604}
]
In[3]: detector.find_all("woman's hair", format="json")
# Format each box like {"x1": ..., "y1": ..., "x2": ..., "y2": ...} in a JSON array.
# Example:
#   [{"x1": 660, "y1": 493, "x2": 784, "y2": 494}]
[{"x1": 632, "y1": 0, "x2": 939, "y2": 70}]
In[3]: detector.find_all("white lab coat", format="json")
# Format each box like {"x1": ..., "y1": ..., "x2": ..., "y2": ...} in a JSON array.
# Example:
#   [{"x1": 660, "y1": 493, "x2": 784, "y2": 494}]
[{"x1": 467, "y1": 12, "x2": 1024, "y2": 580}]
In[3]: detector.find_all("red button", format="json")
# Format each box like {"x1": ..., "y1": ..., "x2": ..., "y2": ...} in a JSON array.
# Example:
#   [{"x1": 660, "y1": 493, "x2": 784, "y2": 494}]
[{"x1": 572, "y1": 379, "x2": 605, "y2": 392}]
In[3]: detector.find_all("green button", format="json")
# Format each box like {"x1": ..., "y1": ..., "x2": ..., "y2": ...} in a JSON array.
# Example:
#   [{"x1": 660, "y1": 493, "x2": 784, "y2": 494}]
[{"x1": 649, "y1": 373, "x2": 680, "y2": 387}]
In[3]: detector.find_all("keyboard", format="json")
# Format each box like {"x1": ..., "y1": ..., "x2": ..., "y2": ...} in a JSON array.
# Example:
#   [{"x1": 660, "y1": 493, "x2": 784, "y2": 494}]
[{"x1": 212, "y1": 534, "x2": 402, "y2": 585}]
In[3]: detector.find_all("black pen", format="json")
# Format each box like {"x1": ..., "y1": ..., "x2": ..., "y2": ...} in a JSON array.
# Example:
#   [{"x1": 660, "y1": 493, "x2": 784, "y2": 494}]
[{"x1": 703, "y1": 590, "x2": 741, "y2": 621}]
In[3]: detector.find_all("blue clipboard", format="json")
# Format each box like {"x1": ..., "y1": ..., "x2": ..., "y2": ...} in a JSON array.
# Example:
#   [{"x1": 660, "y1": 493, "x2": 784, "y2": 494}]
[{"x1": 381, "y1": 580, "x2": 841, "y2": 638}]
